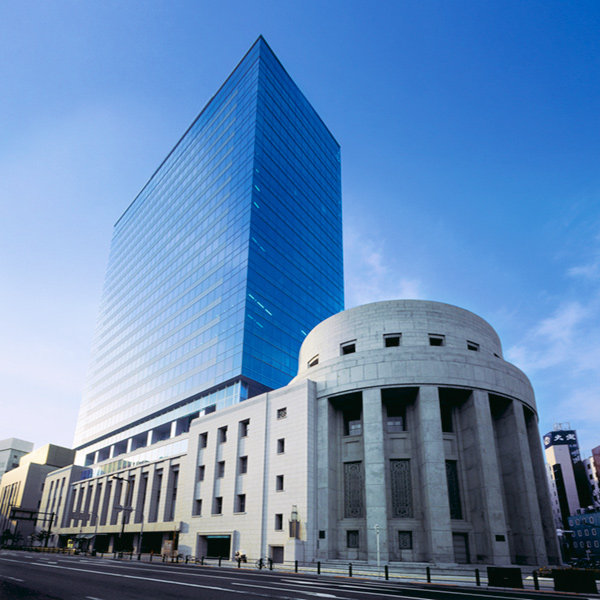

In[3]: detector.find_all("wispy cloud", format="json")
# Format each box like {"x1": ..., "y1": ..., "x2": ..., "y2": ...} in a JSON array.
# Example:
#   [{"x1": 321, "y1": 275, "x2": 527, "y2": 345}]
[
  {"x1": 506, "y1": 290, "x2": 600, "y2": 453},
  {"x1": 344, "y1": 227, "x2": 422, "y2": 308}
]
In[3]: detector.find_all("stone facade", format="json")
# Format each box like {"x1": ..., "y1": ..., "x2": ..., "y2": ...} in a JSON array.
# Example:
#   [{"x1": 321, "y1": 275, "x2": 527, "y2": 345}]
[
  {"x1": 291, "y1": 300, "x2": 560, "y2": 565},
  {"x1": 43, "y1": 300, "x2": 560, "y2": 566}
]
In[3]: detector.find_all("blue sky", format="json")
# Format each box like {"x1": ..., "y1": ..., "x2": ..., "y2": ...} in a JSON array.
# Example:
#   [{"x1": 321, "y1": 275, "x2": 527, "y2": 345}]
[{"x1": 1, "y1": 1, "x2": 599, "y2": 454}]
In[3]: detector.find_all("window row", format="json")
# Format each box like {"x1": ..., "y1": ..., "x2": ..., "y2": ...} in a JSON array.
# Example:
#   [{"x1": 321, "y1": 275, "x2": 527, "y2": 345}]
[
  {"x1": 194, "y1": 492, "x2": 286, "y2": 517},
  {"x1": 339, "y1": 391, "x2": 458, "y2": 437},
  {"x1": 307, "y1": 336, "x2": 485, "y2": 367}
]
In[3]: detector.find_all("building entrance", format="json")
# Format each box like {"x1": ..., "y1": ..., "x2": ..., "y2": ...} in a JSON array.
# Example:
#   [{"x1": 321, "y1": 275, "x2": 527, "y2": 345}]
[{"x1": 199, "y1": 535, "x2": 231, "y2": 559}]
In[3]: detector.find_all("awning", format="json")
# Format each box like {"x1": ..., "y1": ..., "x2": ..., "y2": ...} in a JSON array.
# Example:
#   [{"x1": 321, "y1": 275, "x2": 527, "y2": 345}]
[{"x1": 75, "y1": 533, "x2": 95, "y2": 540}]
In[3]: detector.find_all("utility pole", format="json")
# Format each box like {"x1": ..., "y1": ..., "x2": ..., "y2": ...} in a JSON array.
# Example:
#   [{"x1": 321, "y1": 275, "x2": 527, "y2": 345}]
[{"x1": 111, "y1": 476, "x2": 132, "y2": 552}]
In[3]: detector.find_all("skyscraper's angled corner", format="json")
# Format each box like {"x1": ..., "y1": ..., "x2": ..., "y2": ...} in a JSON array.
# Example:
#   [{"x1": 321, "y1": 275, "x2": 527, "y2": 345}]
[{"x1": 72, "y1": 37, "x2": 344, "y2": 468}]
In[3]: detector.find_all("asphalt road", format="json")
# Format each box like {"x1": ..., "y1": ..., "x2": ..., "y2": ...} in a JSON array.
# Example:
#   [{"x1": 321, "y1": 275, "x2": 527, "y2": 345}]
[{"x1": 0, "y1": 551, "x2": 594, "y2": 600}]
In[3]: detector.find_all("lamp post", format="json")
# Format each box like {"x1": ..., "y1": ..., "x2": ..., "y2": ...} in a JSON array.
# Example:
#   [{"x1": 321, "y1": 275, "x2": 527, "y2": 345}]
[
  {"x1": 374, "y1": 524, "x2": 381, "y2": 575},
  {"x1": 111, "y1": 476, "x2": 131, "y2": 552},
  {"x1": 115, "y1": 505, "x2": 144, "y2": 556}
]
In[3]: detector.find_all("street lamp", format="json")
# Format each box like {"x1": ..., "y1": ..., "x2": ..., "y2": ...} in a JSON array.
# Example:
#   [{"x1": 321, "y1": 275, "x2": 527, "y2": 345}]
[
  {"x1": 115, "y1": 505, "x2": 144, "y2": 557},
  {"x1": 111, "y1": 476, "x2": 132, "y2": 552},
  {"x1": 374, "y1": 524, "x2": 381, "y2": 575}
]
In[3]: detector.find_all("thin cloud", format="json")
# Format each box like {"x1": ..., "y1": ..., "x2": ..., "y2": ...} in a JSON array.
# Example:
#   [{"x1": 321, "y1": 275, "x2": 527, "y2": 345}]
[{"x1": 344, "y1": 227, "x2": 422, "y2": 308}]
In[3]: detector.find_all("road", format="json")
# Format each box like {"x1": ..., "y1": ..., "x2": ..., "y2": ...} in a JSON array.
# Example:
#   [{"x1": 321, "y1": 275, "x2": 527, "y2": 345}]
[{"x1": 0, "y1": 551, "x2": 593, "y2": 600}]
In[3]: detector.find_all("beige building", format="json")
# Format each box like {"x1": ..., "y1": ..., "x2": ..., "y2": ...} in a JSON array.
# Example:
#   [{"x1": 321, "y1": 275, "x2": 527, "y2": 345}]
[{"x1": 0, "y1": 444, "x2": 75, "y2": 543}]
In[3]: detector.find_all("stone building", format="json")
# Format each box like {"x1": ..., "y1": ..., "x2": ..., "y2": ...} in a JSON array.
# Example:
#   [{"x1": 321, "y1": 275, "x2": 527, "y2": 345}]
[{"x1": 41, "y1": 300, "x2": 560, "y2": 565}]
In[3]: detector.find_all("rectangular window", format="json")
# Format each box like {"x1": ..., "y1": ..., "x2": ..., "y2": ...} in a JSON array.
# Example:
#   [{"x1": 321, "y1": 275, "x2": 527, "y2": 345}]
[
  {"x1": 193, "y1": 499, "x2": 202, "y2": 516},
  {"x1": 343, "y1": 403, "x2": 362, "y2": 436},
  {"x1": 213, "y1": 496, "x2": 223, "y2": 515},
  {"x1": 275, "y1": 513, "x2": 283, "y2": 530},
  {"x1": 217, "y1": 461, "x2": 225, "y2": 478},
  {"x1": 341, "y1": 341, "x2": 356, "y2": 355},
  {"x1": 239, "y1": 419, "x2": 250, "y2": 438},
  {"x1": 277, "y1": 438, "x2": 285, "y2": 454},
  {"x1": 384, "y1": 334, "x2": 401, "y2": 347},
  {"x1": 277, "y1": 407, "x2": 287, "y2": 419},
  {"x1": 390, "y1": 460, "x2": 413, "y2": 518},
  {"x1": 319, "y1": 530, "x2": 326, "y2": 540},
  {"x1": 344, "y1": 462, "x2": 364, "y2": 518},
  {"x1": 440, "y1": 399, "x2": 453, "y2": 433},
  {"x1": 276, "y1": 475, "x2": 284, "y2": 491},
  {"x1": 198, "y1": 465, "x2": 205, "y2": 481},
  {"x1": 236, "y1": 494, "x2": 246, "y2": 513},
  {"x1": 307, "y1": 356, "x2": 319, "y2": 368},
  {"x1": 218, "y1": 426, "x2": 228, "y2": 443},
  {"x1": 429, "y1": 334, "x2": 445, "y2": 346},
  {"x1": 446, "y1": 460, "x2": 462, "y2": 519},
  {"x1": 467, "y1": 341, "x2": 479, "y2": 351},
  {"x1": 239, "y1": 456, "x2": 248, "y2": 474},
  {"x1": 199, "y1": 433, "x2": 208, "y2": 449},
  {"x1": 398, "y1": 531, "x2": 413, "y2": 550},
  {"x1": 387, "y1": 402, "x2": 406, "y2": 432},
  {"x1": 347, "y1": 530, "x2": 359, "y2": 549}
]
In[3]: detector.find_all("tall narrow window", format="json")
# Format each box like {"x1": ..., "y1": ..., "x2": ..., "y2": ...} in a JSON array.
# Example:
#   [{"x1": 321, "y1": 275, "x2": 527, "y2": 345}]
[
  {"x1": 440, "y1": 400, "x2": 454, "y2": 433},
  {"x1": 275, "y1": 513, "x2": 283, "y2": 530},
  {"x1": 218, "y1": 426, "x2": 228, "y2": 443},
  {"x1": 276, "y1": 475, "x2": 284, "y2": 491},
  {"x1": 277, "y1": 438, "x2": 285, "y2": 454},
  {"x1": 344, "y1": 462, "x2": 364, "y2": 518},
  {"x1": 236, "y1": 494, "x2": 246, "y2": 513},
  {"x1": 343, "y1": 403, "x2": 362, "y2": 436},
  {"x1": 239, "y1": 455, "x2": 248, "y2": 474},
  {"x1": 199, "y1": 433, "x2": 208, "y2": 448},
  {"x1": 446, "y1": 460, "x2": 462, "y2": 519},
  {"x1": 239, "y1": 419, "x2": 250, "y2": 437},
  {"x1": 213, "y1": 496, "x2": 223, "y2": 515},
  {"x1": 390, "y1": 460, "x2": 413, "y2": 518},
  {"x1": 217, "y1": 461, "x2": 225, "y2": 478}
]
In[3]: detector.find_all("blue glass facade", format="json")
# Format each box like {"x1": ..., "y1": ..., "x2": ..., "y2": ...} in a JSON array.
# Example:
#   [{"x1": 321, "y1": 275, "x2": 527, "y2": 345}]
[{"x1": 73, "y1": 37, "x2": 343, "y2": 461}]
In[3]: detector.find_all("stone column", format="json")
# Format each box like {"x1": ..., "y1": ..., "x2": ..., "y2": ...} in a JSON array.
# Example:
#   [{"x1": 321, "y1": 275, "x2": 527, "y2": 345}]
[
  {"x1": 492, "y1": 398, "x2": 547, "y2": 565},
  {"x1": 458, "y1": 390, "x2": 511, "y2": 564},
  {"x1": 362, "y1": 387, "x2": 389, "y2": 564},
  {"x1": 414, "y1": 385, "x2": 454, "y2": 563},
  {"x1": 316, "y1": 397, "x2": 337, "y2": 558}
]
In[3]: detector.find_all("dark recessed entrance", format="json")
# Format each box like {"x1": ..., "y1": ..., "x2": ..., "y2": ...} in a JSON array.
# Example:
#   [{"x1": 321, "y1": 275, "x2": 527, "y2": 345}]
[{"x1": 201, "y1": 535, "x2": 231, "y2": 559}]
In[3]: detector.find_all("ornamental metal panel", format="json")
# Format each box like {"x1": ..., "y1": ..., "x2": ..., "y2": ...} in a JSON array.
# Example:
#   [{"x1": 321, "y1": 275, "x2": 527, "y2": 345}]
[
  {"x1": 391, "y1": 459, "x2": 413, "y2": 518},
  {"x1": 344, "y1": 462, "x2": 364, "y2": 518}
]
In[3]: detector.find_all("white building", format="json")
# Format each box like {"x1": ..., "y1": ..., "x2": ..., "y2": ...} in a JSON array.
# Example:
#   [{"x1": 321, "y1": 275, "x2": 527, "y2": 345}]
[{"x1": 42, "y1": 300, "x2": 560, "y2": 565}]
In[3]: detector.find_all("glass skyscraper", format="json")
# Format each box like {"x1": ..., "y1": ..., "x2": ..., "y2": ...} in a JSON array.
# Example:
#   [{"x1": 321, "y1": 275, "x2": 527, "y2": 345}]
[{"x1": 73, "y1": 37, "x2": 343, "y2": 466}]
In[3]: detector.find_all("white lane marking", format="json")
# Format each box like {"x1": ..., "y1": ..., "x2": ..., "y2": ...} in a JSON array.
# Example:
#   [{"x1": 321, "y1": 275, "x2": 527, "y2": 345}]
[
  {"x1": 0, "y1": 557, "x2": 296, "y2": 598},
  {"x1": 233, "y1": 583, "x2": 350, "y2": 599},
  {"x1": 3, "y1": 576, "x2": 25, "y2": 582},
  {"x1": 86, "y1": 597, "x2": 104, "y2": 600}
]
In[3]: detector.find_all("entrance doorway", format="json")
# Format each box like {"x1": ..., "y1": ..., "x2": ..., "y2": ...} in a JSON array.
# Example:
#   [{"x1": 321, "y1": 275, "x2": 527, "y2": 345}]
[
  {"x1": 198, "y1": 534, "x2": 231, "y2": 559},
  {"x1": 452, "y1": 532, "x2": 470, "y2": 564},
  {"x1": 270, "y1": 546, "x2": 284, "y2": 563}
]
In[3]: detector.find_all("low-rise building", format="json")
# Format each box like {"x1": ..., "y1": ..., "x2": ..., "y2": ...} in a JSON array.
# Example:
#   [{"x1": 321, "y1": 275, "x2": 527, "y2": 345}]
[
  {"x1": 0, "y1": 438, "x2": 33, "y2": 479},
  {"x1": 0, "y1": 444, "x2": 75, "y2": 543}
]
